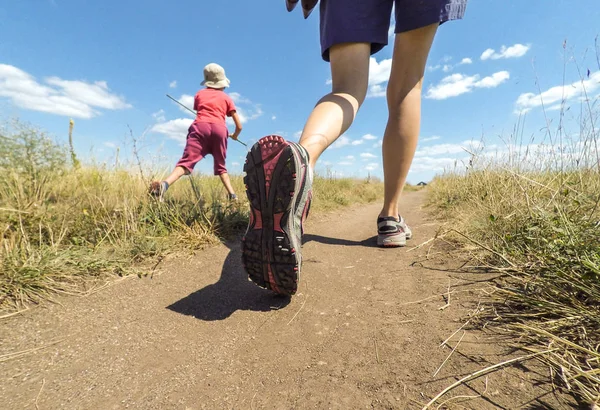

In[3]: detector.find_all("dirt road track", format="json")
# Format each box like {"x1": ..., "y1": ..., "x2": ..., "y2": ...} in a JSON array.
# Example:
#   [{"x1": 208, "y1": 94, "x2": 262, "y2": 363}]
[{"x1": 1, "y1": 191, "x2": 573, "y2": 409}]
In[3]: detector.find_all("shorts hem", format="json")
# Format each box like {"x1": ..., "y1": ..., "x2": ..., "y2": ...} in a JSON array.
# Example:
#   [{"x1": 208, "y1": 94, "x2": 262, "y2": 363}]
[
  {"x1": 176, "y1": 163, "x2": 194, "y2": 174},
  {"x1": 395, "y1": 2, "x2": 467, "y2": 34},
  {"x1": 321, "y1": 31, "x2": 388, "y2": 62}
]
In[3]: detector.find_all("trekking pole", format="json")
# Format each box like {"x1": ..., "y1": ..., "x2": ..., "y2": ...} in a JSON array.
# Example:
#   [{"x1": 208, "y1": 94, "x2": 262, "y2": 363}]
[{"x1": 166, "y1": 94, "x2": 247, "y2": 147}]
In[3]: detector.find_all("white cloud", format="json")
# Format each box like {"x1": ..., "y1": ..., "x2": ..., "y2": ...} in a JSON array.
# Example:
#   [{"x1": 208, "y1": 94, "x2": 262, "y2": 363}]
[
  {"x1": 427, "y1": 64, "x2": 442, "y2": 72},
  {"x1": 476, "y1": 71, "x2": 511, "y2": 88},
  {"x1": 152, "y1": 109, "x2": 166, "y2": 123},
  {"x1": 228, "y1": 105, "x2": 264, "y2": 125},
  {"x1": 373, "y1": 140, "x2": 383, "y2": 148},
  {"x1": 460, "y1": 58, "x2": 473, "y2": 65},
  {"x1": 272, "y1": 115, "x2": 276, "y2": 120},
  {"x1": 415, "y1": 140, "x2": 483, "y2": 157},
  {"x1": 368, "y1": 84, "x2": 387, "y2": 98},
  {"x1": 408, "y1": 139, "x2": 600, "y2": 175},
  {"x1": 343, "y1": 155, "x2": 354, "y2": 160},
  {"x1": 232, "y1": 162, "x2": 240, "y2": 167},
  {"x1": 169, "y1": 80, "x2": 177, "y2": 89},
  {"x1": 173, "y1": 94, "x2": 195, "y2": 116},
  {"x1": 443, "y1": 64, "x2": 453, "y2": 73},
  {"x1": 369, "y1": 57, "x2": 393, "y2": 84},
  {"x1": 229, "y1": 92, "x2": 252, "y2": 104},
  {"x1": 410, "y1": 156, "x2": 463, "y2": 173},
  {"x1": 151, "y1": 118, "x2": 193, "y2": 145},
  {"x1": 364, "y1": 163, "x2": 379, "y2": 171},
  {"x1": 351, "y1": 139, "x2": 364, "y2": 146},
  {"x1": 360, "y1": 153, "x2": 377, "y2": 159},
  {"x1": 421, "y1": 136, "x2": 441, "y2": 143},
  {"x1": 388, "y1": 6, "x2": 396, "y2": 38},
  {"x1": 338, "y1": 161, "x2": 353, "y2": 166},
  {"x1": 515, "y1": 70, "x2": 600, "y2": 114},
  {"x1": 362, "y1": 134, "x2": 378, "y2": 140},
  {"x1": 331, "y1": 135, "x2": 351, "y2": 149},
  {"x1": 325, "y1": 79, "x2": 333, "y2": 86},
  {"x1": 294, "y1": 130, "x2": 303, "y2": 140},
  {"x1": 425, "y1": 71, "x2": 510, "y2": 100},
  {"x1": 229, "y1": 93, "x2": 263, "y2": 124},
  {"x1": 104, "y1": 141, "x2": 117, "y2": 148},
  {"x1": 367, "y1": 57, "x2": 393, "y2": 98},
  {"x1": 547, "y1": 104, "x2": 563, "y2": 111},
  {"x1": 480, "y1": 49, "x2": 495, "y2": 61},
  {"x1": 0, "y1": 64, "x2": 131, "y2": 119},
  {"x1": 480, "y1": 43, "x2": 530, "y2": 60}
]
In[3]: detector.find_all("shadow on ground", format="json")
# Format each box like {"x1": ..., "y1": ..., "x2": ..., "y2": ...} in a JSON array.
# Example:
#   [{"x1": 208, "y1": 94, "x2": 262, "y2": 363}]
[
  {"x1": 166, "y1": 240, "x2": 290, "y2": 321},
  {"x1": 303, "y1": 234, "x2": 377, "y2": 247},
  {"x1": 167, "y1": 232, "x2": 378, "y2": 321}
]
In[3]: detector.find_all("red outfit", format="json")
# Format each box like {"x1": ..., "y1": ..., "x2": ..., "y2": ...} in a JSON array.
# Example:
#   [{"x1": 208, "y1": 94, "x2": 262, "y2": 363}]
[
  {"x1": 193, "y1": 88, "x2": 236, "y2": 125},
  {"x1": 176, "y1": 89, "x2": 237, "y2": 175}
]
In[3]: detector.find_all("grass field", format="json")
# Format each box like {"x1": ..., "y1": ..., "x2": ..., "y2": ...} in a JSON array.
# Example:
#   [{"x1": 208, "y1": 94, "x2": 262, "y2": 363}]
[
  {"x1": 0, "y1": 120, "x2": 389, "y2": 311},
  {"x1": 427, "y1": 78, "x2": 600, "y2": 405}
]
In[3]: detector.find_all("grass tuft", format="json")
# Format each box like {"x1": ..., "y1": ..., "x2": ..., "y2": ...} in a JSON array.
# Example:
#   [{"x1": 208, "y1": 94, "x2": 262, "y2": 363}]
[
  {"x1": 0, "y1": 120, "x2": 385, "y2": 311},
  {"x1": 427, "y1": 50, "x2": 600, "y2": 406}
]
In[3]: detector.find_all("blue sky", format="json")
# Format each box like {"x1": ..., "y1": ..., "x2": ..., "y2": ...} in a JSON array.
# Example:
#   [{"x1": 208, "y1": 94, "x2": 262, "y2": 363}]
[{"x1": 1, "y1": 0, "x2": 599, "y2": 183}]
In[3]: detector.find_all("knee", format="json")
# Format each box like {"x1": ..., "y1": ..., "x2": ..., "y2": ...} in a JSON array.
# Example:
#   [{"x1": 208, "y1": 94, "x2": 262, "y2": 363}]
[
  {"x1": 387, "y1": 77, "x2": 424, "y2": 111},
  {"x1": 332, "y1": 81, "x2": 368, "y2": 107}
]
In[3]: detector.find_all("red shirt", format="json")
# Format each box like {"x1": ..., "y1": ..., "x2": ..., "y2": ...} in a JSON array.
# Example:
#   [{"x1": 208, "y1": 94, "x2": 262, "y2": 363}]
[{"x1": 193, "y1": 88, "x2": 236, "y2": 126}]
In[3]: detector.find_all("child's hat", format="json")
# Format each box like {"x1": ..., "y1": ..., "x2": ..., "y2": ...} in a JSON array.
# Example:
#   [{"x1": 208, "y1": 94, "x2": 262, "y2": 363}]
[{"x1": 201, "y1": 63, "x2": 231, "y2": 89}]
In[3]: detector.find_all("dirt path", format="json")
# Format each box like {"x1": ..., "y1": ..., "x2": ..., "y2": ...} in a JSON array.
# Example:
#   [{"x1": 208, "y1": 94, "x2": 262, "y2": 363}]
[{"x1": 1, "y1": 191, "x2": 572, "y2": 409}]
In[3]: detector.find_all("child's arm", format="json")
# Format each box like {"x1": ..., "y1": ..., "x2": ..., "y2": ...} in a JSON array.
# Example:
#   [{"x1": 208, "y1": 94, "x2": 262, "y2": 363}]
[{"x1": 229, "y1": 111, "x2": 243, "y2": 140}]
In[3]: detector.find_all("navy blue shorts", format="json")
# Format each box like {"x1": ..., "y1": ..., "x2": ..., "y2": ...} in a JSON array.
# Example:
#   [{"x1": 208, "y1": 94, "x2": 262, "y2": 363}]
[{"x1": 320, "y1": 0, "x2": 467, "y2": 62}]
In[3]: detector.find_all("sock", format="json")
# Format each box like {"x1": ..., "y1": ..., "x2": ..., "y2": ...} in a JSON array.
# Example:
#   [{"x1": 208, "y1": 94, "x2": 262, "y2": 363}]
[{"x1": 161, "y1": 181, "x2": 170, "y2": 191}]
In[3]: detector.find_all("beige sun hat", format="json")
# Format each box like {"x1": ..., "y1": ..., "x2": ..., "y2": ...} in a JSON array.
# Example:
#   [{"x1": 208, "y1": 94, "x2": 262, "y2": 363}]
[{"x1": 201, "y1": 63, "x2": 231, "y2": 89}]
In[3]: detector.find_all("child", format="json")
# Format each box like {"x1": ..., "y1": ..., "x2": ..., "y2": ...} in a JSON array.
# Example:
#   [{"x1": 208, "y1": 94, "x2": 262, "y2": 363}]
[
  {"x1": 242, "y1": 0, "x2": 467, "y2": 295},
  {"x1": 150, "y1": 63, "x2": 243, "y2": 201}
]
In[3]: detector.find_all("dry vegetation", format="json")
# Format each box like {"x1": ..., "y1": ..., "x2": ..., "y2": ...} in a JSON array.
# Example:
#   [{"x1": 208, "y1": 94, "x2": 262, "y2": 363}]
[
  {"x1": 0, "y1": 120, "x2": 385, "y2": 311},
  {"x1": 428, "y1": 49, "x2": 600, "y2": 407}
]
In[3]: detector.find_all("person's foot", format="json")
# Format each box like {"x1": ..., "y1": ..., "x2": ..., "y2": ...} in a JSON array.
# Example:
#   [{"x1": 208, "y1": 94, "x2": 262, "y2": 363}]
[
  {"x1": 377, "y1": 216, "x2": 412, "y2": 247},
  {"x1": 149, "y1": 181, "x2": 168, "y2": 202},
  {"x1": 242, "y1": 135, "x2": 312, "y2": 296}
]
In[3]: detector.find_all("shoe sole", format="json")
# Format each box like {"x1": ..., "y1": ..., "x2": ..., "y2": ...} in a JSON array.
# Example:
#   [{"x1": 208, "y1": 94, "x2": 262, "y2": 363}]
[
  {"x1": 377, "y1": 233, "x2": 407, "y2": 248},
  {"x1": 242, "y1": 136, "x2": 306, "y2": 296}
]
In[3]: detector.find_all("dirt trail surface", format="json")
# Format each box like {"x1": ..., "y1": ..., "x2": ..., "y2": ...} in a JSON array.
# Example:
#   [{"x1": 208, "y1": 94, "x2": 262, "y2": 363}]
[{"x1": 1, "y1": 191, "x2": 571, "y2": 409}]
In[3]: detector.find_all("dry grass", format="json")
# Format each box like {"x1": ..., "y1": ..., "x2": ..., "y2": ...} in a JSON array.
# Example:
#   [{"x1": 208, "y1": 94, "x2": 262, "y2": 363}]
[
  {"x1": 427, "y1": 44, "x2": 600, "y2": 407},
  {"x1": 0, "y1": 120, "x2": 384, "y2": 311}
]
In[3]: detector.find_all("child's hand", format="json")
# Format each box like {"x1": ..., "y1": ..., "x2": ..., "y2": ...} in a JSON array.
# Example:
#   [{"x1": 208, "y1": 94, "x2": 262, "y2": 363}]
[{"x1": 229, "y1": 133, "x2": 238, "y2": 140}]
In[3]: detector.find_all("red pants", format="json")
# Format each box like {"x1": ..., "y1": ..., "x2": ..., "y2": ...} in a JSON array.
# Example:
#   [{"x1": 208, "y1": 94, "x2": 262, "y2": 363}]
[{"x1": 176, "y1": 121, "x2": 228, "y2": 175}]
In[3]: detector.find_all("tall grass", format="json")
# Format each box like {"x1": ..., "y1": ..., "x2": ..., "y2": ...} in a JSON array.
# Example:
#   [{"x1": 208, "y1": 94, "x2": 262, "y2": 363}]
[
  {"x1": 428, "y1": 47, "x2": 600, "y2": 406},
  {"x1": 0, "y1": 120, "x2": 384, "y2": 311}
]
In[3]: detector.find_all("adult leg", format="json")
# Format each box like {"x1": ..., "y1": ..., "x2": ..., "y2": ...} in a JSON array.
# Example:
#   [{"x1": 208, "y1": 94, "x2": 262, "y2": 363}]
[
  {"x1": 299, "y1": 43, "x2": 371, "y2": 168},
  {"x1": 380, "y1": 24, "x2": 438, "y2": 218}
]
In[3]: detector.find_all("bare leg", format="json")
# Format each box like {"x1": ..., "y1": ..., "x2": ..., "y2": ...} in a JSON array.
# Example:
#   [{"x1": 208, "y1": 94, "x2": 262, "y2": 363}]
[
  {"x1": 299, "y1": 43, "x2": 371, "y2": 168},
  {"x1": 381, "y1": 24, "x2": 438, "y2": 218},
  {"x1": 164, "y1": 166, "x2": 188, "y2": 186},
  {"x1": 218, "y1": 172, "x2": 235, "y2": 196}
]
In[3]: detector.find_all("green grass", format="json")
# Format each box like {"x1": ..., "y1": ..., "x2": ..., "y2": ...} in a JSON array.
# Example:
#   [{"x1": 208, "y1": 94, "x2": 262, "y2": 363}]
[{"x1": 0, "y1": 120, "x2": 385, "y2": 311}]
